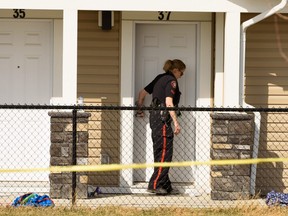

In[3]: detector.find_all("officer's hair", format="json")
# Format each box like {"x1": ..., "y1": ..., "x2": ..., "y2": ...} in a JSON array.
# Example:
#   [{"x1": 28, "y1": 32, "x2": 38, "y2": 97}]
[{"x1": 163, "y1": 59, "x2": 186, "y2": 72}]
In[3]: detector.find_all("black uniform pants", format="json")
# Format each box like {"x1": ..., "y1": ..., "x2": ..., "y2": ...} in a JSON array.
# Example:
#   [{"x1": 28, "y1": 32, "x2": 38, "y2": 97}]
[{"x1": 148, "y1": 110, "x2": 174, "y2": 191}]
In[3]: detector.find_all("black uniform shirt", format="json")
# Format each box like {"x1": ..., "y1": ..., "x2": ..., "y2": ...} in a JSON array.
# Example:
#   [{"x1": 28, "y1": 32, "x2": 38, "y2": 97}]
[
  {"x1": 144, "y1": 73, "x2": 166, "y2": 94},
  {"x1": 152, "y1": 72, "x2": 181, "y2": 106}
]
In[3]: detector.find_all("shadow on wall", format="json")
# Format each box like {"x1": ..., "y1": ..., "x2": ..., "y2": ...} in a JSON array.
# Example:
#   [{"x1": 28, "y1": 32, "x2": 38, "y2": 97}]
[{"x1": 255, "y1": 113, "x2": 285, "y2": 196}]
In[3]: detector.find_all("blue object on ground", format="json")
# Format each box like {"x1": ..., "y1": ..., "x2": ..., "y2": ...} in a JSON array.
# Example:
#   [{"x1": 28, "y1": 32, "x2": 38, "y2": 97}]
[
  {"x1": 11, "y1": 193, "x2": 55, "y2": 207},
  {"x1": 266, "y1": 190, "x2": 288, "y2": 206}
]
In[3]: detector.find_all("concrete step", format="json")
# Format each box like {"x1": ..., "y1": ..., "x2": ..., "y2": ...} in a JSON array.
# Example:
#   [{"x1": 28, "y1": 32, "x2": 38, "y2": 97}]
[
  {"x1": 0, "y1": 181, "x2": 50, "y2": 196},
  {"x1": 130, "y1": 182, "x2": 198, "y2": 196}
]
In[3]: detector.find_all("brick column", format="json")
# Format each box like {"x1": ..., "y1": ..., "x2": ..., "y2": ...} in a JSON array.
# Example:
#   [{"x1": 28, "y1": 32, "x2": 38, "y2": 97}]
[
  {"x1": 210, "y1": 112, "x2": 254, "y2": 200},
  {"x1": 48, "y1": 111, "x2": 91, "y2": 199}
]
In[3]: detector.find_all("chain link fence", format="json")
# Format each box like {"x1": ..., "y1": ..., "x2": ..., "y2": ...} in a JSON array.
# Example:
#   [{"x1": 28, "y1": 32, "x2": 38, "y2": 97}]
[{"x1": 0, "y1": 105, "x2": 287, "y2": 208}]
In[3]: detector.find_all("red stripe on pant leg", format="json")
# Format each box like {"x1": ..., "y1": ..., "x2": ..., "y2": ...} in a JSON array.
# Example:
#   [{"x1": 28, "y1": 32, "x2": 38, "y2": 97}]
[{"x1": 153, "y1": 124, "x2": 167, "y2": 189}]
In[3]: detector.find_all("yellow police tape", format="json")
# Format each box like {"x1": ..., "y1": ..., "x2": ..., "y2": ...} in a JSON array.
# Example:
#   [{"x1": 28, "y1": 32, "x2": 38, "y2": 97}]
[{"x1": 0, "y1": 158, "x2": 288, "y2": 173}]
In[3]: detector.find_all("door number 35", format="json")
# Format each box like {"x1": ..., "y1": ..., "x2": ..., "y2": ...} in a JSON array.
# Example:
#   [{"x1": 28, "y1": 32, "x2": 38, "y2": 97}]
[{"x1": 13, "y1": 9, "x2": 26, "y2": 19}]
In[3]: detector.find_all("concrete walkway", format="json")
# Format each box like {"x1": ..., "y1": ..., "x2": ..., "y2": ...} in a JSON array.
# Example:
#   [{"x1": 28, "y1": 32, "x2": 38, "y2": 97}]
[
  {"x1": 52, "y1": 193, "x2": 267, "y2": 209},
  {"x1": 0, "y1": 190, "x2": 267, "y2": 209}
]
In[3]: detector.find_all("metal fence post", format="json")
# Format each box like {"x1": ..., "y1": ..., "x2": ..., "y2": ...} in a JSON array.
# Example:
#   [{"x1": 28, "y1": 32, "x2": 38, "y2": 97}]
[{"x1": 72, "y1": 108, "x2": 77, "y2": 205}]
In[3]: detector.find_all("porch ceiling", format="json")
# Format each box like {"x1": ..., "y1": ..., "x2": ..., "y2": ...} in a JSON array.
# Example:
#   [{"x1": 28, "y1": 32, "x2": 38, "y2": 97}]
[{"x1": 0, "y1": 0, "x2": 287, "y2": 13}]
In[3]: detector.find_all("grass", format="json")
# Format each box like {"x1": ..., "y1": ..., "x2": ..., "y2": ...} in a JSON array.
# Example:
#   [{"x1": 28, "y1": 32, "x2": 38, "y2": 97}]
[{"x1": 0, "y1": 206, "x2": 288, "y2": 216}]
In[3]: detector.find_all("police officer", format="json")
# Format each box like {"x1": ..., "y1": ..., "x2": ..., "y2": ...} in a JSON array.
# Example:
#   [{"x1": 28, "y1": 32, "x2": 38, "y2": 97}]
[
  {"x1": 146, "y1": 59, "x2": 186, "y2": 195},
  {"x1": 135, "y1": 72, "x2": 167, "y2": 117}
]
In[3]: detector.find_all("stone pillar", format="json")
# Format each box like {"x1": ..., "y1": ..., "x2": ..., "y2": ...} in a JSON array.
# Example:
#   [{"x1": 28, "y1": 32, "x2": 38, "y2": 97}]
[
  {"x1": 210, "y1": 112, "x2": 254, "y2": 200},
  {"x1": 48, "y1": 111, "x2": 91, "y2": 199}
]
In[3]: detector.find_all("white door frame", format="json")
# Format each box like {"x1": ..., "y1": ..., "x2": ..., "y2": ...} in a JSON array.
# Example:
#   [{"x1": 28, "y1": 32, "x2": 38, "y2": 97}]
[
  {"x1": 120, "y1": 19, "x2": 212, "y2": 195},
  {"x1": 0, "y1": 19, "x2": 53, "y2": 194},
  {"x1": 133, "y1": 22, "x2": 198, "y2": 184}
]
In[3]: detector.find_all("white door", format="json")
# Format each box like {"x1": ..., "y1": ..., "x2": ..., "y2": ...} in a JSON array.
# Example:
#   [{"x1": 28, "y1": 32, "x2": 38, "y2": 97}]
[
  {"x1": 0, "y1": 20, "x2": 52, "y2": 183},
  {"x1": 0, "y1": 20, "x2": 52, "y2": 104},
  {"x1": 134, "y1": 23, "x2": 197, "y2": 183}
]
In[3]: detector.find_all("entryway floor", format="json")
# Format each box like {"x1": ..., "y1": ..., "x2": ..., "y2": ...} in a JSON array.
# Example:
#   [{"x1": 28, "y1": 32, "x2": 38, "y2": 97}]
[{"x1": 52, "y1": 193, "x2": 267, "y2": 209}]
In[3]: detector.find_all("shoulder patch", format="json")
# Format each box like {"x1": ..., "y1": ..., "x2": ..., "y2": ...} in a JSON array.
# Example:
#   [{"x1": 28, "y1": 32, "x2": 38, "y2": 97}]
[{"x1": 171, "y1": 81, "x2": 177, "y2": 89}]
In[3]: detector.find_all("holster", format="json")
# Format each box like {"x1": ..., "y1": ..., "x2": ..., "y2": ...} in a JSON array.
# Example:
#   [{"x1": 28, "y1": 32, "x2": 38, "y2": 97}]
[
  {"x1": 160, "y1": 109, "x2": 169, "y2": 123},
  {"x1": 151, "y1": 98, "x2": 160, "y2": 108},
  {"x1": 151, "y1": 98, "x2": 170, "y2": 122}
]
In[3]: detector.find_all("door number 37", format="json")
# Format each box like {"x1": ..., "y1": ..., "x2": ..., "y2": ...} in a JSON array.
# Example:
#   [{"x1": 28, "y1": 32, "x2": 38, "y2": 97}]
[{"x1": 158, "y1": 11, "x2": 171, "y2": 20}]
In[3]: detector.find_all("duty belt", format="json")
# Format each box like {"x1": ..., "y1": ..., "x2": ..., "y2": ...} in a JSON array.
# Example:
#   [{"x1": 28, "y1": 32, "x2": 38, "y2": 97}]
[{"x1": 151, "y1": 98, "x2": 165, "y2": 108}]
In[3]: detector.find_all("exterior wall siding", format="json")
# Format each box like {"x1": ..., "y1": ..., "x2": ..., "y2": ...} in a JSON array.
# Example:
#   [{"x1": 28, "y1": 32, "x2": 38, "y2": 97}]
[
  {"x1": 77, "y1": 10, "x2": 120, "y2": 105},
  {"x1": 243, "y1": 13, "x2": 288, "y2": 194},
  {"x1": 244, "y1": 13, "x2": 288, "y2": 107},
  {"x1": 77, "y1": 11, "x2": 121, "y2": 186}
]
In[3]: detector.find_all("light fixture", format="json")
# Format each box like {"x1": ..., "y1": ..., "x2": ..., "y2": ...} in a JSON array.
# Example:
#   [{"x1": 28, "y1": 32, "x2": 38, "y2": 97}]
[{"x1": 98, "y1": 11, "x2": 114, "y2": 30}]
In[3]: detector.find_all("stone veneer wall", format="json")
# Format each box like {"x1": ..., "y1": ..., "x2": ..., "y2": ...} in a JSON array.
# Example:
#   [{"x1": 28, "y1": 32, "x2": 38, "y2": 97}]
[
  {"x1": 210, "y1": 112, "x2": 254, "y2": 200},
  {"x1": 48, "y1": 111, "x2": 91, "y2": 199}
]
